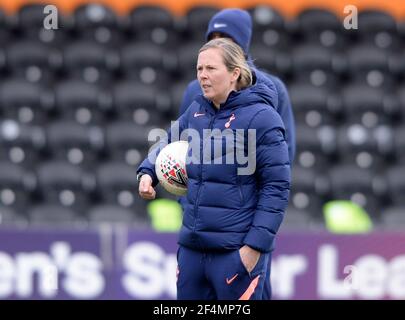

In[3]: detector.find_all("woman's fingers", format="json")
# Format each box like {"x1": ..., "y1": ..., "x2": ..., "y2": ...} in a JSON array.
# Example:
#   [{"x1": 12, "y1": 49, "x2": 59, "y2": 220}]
[{"x1": 138, "y1": 174, "x2": 156, "y2": 200}]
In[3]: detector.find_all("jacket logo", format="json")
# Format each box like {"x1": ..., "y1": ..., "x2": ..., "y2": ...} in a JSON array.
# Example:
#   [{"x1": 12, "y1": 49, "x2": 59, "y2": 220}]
[
  {"x1": 194, "y1": 112, "x2": 205, "y2": 118},
  {"x1": 225, "y1": 113, "x2": 236, "y2": 128},
  {"x1": 226, "y1": 273, "x2": 238, "y2": 285},
  {"x1": 214, "y1": 23, "x2": 227, "y2": 28}
]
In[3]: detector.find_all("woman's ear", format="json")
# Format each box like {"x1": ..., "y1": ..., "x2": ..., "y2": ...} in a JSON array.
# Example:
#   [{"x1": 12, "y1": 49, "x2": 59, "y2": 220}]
[{"x1": 232, "y1": 67, "x2": 241, "y2": 83}]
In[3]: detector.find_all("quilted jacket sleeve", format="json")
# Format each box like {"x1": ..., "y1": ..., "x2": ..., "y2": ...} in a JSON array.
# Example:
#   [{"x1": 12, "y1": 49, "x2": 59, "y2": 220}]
[{"x1": 243, "y1": 107, "x2": 291, "y2": 252}]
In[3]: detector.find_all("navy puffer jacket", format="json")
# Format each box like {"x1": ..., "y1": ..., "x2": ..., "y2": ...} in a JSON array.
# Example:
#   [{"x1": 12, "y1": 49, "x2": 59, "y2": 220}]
[{"x1": 138, "y1": 82, "x2": 290, "y2": 253}]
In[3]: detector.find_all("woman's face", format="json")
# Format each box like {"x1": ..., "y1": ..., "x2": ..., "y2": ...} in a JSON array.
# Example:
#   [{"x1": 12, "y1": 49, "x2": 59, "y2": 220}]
[{"x1": 197, "y1": 48, "x2": 240, "y2": 107}]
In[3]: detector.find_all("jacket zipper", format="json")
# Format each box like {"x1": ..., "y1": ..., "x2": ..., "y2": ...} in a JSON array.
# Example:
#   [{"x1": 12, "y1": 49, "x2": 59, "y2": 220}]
[{"x1": 192, "y1": 112, "x2": 217, "y2": 233}]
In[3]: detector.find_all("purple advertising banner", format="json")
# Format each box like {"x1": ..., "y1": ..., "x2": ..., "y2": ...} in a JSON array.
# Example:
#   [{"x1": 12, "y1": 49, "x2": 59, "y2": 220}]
[
  {"x1": 0, "y1": 227, "x2": 108, "y2": 299},
  {"x1": 0, "y1": 227, "x2": 404, "y2": 300}
]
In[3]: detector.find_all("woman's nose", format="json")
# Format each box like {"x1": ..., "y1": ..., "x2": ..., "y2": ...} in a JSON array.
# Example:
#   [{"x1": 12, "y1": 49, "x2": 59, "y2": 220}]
[{"x1": 199, "y1": 70, "x2": 207, "y2": 79}]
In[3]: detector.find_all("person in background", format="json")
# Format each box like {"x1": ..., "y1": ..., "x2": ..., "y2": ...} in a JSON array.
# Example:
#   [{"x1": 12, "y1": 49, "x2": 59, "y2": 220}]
[
  {"x1": 137, "y1": 38, "x2": 290, "y2": 299},
  {"x1": 179, "y1": 8, "x2": 295, "y2": 164},
  {"x1": 177, "y1": 8, "x2": 295, "y2": 299}
]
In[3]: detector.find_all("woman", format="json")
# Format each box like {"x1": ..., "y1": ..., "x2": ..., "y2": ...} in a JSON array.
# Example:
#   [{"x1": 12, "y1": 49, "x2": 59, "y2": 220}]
[{"x1": 137, "y1": 38, "x2": 290, "y2": 300}]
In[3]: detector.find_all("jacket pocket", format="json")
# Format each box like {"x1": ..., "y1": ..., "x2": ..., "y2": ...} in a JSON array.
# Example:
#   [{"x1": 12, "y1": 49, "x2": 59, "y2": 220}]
[{"x1": 235, "y1": 249, "x2": 262, "y2": 278}]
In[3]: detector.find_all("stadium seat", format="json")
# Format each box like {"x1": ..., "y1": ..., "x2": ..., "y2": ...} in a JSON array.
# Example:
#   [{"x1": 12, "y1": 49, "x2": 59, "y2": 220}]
[
  {"x1": 336, "y1": 124, "x2": 394, "y2": 169},
  {"x1": 398, "y1": 17, "x2": 405, "y2": 47},
  {"x1": 120, "y1": 42, "x2": 175, "y2": 87},
  {"x1": 5, "y1": 39, "x2": 61, "y2": 83},
  {"x1": 181, "y1": 5, "x2": 219, "y2": 43},
  {"x1": 393, "y1": 125, "x2": 405, "y2": 164},
  {"x1": 62, "y1": 40, "x2": 119, "y2": 84},
  {"x1": 72, "y1": 3, "x2": 123, "y2": 45},
  {"x1": 341, "y1": 84, "x2": 400, "y2": 127},
  {"x1": 0, "y1": 119, "x2": 46, "y2": 167},
  {"x1": 174, "y1": 41, "x2": 200, "y2": 82},
  {"x1": 126, "y1": 5, "x2": 178, "y2": 47},
  {"x1": 290, "y1": 44, "x2": 344, "y2": 88},
  {"x1": 250, "y1": 44, "x2": 289, "y2": 78},
  {"x1": 45, "y1": 121, "x2": 104, "y2": 166},
  {"x1": 12, "y1": 3, "x2": 67, "y2": 45},
  {"x1": 328, "y1": 165, "x2": 385, "y2": 220},
  {"x1": 280, "y1": 206, "x2": 313, "y2": 231},
  {"x1": 295, "y1": 124, "x2": 337, "y2": 169},
  {"x1": 28, "y1": 204, "x2": 86, "y2": 227},
  {"x1": 0, "y1": 205, "x2": 28, "y2": 227},
  {"x1": 381, "y1": 205, "x2": 405, "y2": 229},
  {"x1": 0, "y1": 79, "x2": 53, "y2": 124},
  {"x1": 345, "y1": 44, "x2": 394, "y2": 88},
  {"x1": 290, "y1": 167, "x2": 329, "y2": 218},
  {"x1": 389, "y1": 48, "x2": 405, "y2": 84},
  {"x1": 291, "y1": 8, "x2": 344, "y2": 49},
  {"x1": 355, "y1": 10, "x2": 399, "y2": 49},
  {"x1": 35, "y1": 161, "x2": 94, "y2": 213},
  {"x1": 247, "y1": 5, "x2": 289, "y2": 49},
  {"x1": 0, "y1": 9, "x2": 10, "y2": 45},
  {"x1": 112, "y1": 81, "x2": 171, "y2": 126},
  {"x1": 288, "y1": 83, "x2": 342, "y2": 127},
  {"x1": 88, "y1": 204, "x2": 149, "y2": 227},
  {"x1": 0, "y1": 48, "x2": 5, "y2": 78},
  {"x1": 105, "y1": 121, "x2": 152, "y2": 166},
  {"x1": 385, "y1": 165, "x2": 405, "y2": 206},
  {"x1": 54, "y1": 79, "x2": 112, "y2": 124},
  {"x1": 0, "y1": 161, "x2": 35, "y2": 212},
  {"x1": 170, "y1": 80, "x2": 190, "y2": 115},
  {"x1": 95, "y1": 161, "x2": 147, "y2": 213},
  {"x1": 397, "y1": 85, "x2": 405, "y2": 121}
]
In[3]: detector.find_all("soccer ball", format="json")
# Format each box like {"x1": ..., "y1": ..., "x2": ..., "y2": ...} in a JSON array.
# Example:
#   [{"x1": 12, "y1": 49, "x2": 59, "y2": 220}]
[{"x1": 155, "y1": 141, "x2": 189, "y2": 196}]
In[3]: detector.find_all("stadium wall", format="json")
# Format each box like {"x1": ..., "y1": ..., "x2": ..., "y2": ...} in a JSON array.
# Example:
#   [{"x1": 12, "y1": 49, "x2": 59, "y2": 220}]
[{"x1": 1, "y1": 0, "x2": 405, "y2": 18}]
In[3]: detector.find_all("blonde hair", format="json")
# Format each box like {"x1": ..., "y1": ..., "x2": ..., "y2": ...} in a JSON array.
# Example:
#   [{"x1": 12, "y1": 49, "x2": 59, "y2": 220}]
[{"x1": 199, "y1": 38, "x2": 253, "y2": 91}]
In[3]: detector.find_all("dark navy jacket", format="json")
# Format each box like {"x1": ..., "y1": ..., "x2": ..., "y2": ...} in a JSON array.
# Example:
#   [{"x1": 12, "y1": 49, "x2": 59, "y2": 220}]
[{"x1": 138, "y1": 82, "x2": 290, "y2": 253}]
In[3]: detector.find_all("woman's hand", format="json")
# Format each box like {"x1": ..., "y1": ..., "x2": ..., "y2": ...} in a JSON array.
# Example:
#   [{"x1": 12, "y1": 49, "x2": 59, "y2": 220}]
[
  {"x1": 138, "y1": 174, "x2": 156, "y2": 200},
  {"x1": 239, "y1": 245, "x2": 261, "y2": 274}
]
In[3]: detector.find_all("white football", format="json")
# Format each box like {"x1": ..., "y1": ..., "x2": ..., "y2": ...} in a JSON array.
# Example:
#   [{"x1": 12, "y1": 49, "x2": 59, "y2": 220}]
[{"x1": 155, "y1": 141, "x2": 189, "y2": 196}]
